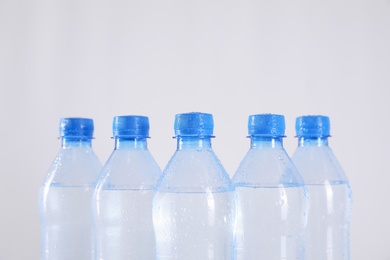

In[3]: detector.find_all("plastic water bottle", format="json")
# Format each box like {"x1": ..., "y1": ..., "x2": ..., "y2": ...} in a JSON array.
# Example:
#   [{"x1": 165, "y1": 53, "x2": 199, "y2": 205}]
[
  {"x1": 39, "y1": 118, "x2": 102, "y2": 260},
  {"x1": 232, "y1": 114, "x2": 308, "y2": 260},
  {"x1": 153, "y1": 112, "x2": 236, "y2": 260},
  {"x1": 93, "y1": 115, "x2": 161, "y2": 259},
  {"x1": 292, "y1": 115, "x2": 352, "y2": 260}
]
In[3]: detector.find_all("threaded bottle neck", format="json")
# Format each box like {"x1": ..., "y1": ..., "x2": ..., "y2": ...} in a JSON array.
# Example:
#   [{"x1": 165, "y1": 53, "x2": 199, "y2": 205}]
[
  {"x1": 177, "y1": 136, "x2": 212, "y2": 150},
  {"x1": 115, "y1": 137, "x2": 148, "y2": 149},
  {"x1": 298, "y1": 137, "x2": 329, "y2": 147},
  {"x1": 250, "y1": 136, "x2": 284, "y2": 148},
  {"x1": 61, "y1": 137, "x2": 92, "y2": 148}
]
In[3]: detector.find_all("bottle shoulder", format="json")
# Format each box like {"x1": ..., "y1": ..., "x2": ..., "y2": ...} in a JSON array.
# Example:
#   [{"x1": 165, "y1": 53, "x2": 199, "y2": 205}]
[
  {"x1": 155, "y1": 149, "x2": 234, "y2": 193},
  {"x1": 95, "y1": 149, "x2": 162, "y2": 190},
  {"x1": 292, "y1": 145, "x2": 348, "y2": 184},
  {"x1": 42, "y1": 147, "x2": 102, "y2": 187},
  {"x1": 232, "y1": 147, "x2": 305, "y2": 188}
]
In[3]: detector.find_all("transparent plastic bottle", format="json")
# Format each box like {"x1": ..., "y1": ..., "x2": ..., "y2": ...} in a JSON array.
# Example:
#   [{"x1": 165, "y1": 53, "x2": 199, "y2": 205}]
[
  {"x1": 292, "y1": 115, "x2": 352, "y2": 260},
  {"x1": 153, "y1": 112, "x2": 236, "y2": 260},
  {"x1": 39, "y1": 118, "x2": 102, "y2": 260},
  {"x1": 232, "y1": 114, "x2": 308, "y2": 260},
  {"x1": 93, "y1": 115, "x2": 161, "y2": 260}
]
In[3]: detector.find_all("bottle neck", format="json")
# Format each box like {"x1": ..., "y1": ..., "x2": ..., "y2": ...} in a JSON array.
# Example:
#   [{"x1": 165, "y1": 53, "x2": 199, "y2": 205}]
[
  {"x1": 61, "y1": 137, "x2": 92, "y2": 148},
  {"x1": 177, "y1": 136, "x2": 212, "y2": 150},
  {"x1": 297, "y1": 137, "x2": 329, "y2": 147},
  {"x1": 250, "y1": 136, "x2": 284, "y2": 148},
  {"x1": 115, "y1": 137, "x2": 148, "y2": 149}
]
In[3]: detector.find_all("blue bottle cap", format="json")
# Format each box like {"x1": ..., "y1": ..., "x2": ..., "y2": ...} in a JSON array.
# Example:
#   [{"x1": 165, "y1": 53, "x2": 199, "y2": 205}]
[
  {"x1": 248, "y1": 114, "x2": 285, "y2": 137},
  {"x1": 59, "y1": 118, "x2": 94, "y2": 137},
  {"x1": 295, "y1": 115, "x2": 330, "y2": 138},
  {"x1": 113, "y1": 115, "x2": 150, "y2": 138},
  {"x1": 174, "y1": 112, "x2": 214, "y2": 137}
]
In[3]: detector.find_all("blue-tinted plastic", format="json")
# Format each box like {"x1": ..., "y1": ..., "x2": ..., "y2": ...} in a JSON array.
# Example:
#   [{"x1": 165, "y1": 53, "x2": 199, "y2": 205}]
[
  {"x1": 39, "y1": 118, "x2": 102, "y2": 260},
  {"x1": 60, "y1": 118, "x2": 94, "y2": 137},
  {"x1": 113, "y1": 115, "x2": 150, "y2": 138},
  {"x1": 292, "y1": 116, "x2": 352, "y2": 259},
  {"x1": 233, "y1": 114, "x2": 308, "y2": 259},
  {"x1": 174, "y1": 112, "x2": 214, "y2": 137},
  {"x1": 93, "y1": 115, "x2": 161, "y2": 259},
  {"x1": 153, "y1": 112, "x2": 236, "y2": 259},
  {"x1": 295, "y1": 115, "x2": 330, "y2": 138},
  {"x1": 248, "y1": 114, "x2": 285, "y2": 137}
]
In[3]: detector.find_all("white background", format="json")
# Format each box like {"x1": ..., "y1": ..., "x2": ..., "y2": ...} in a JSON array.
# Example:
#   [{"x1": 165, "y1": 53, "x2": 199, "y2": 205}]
[{"x1": 1, "y1": 0, "x2": 389, "y2": 259}]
